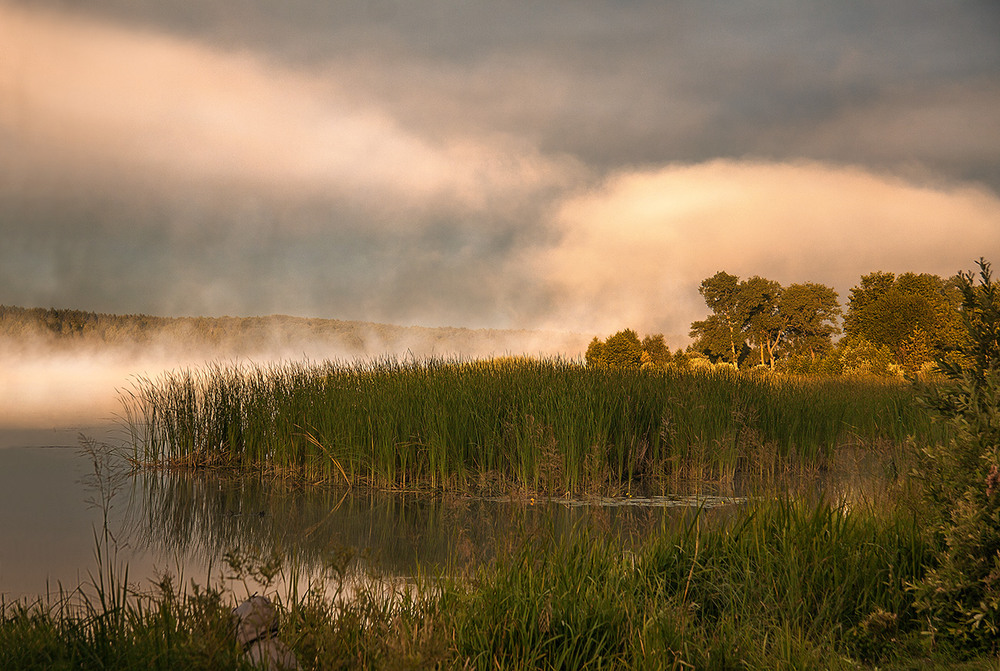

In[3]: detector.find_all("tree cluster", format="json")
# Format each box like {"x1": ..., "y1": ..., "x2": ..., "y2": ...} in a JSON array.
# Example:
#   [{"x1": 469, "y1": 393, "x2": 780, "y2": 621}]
[
  {"x1": 585, "y1": 329, "x2": 687, "y2": 370},
  {"x1": 682, "y1": 266, "x2": 984, "y2": 376},
  {"x1": 587, "y1": 261, "x2": 990, "y2": 377},
  {"x1": 688, "y1": 272, "x2": 840, "y2": 370},
  {"x1": 842, "y1": 271, "x2": 964, "y2": 374}
]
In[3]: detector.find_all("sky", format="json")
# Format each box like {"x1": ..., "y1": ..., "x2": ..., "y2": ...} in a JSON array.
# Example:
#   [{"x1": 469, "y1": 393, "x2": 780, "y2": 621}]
[{"x1": 2, "y1": 0, "x2": 1000, "y2": 345}]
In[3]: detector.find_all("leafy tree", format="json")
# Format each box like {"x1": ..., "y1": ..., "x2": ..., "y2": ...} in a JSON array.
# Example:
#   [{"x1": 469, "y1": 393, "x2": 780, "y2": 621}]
[
  {"x1": 744, "y1": 277, "x2": 783, "y2": 368},
  {"x1": 779, "y1": 282, "x2": 841, "y2": 362},
  {"x1": 688, "y1": 312, "x2": 745, "y2": 365},
  {"x1": 690, "y1": 271, "x2": 742, "y2": 364},
  {"x1": 751, "y1": 283, "x2": 841, "y2": 371},
  {"x1": 586, "y1": 330, "x2": 673, "y2": 370},
  {"x1": 641, "y1": 334, "x2": 670, "y2": 369},
  {"x1": 585, "y1": 337, "x2": 605, "y2": 367},
  {"x1": 844, "y1": 271, "x2": 963, "y2": 372},
  {"x1": 690, "y1": 272, "x2": 778, "y2": 366},
  {"x1": 602, "y1": 329, "x2": 644, "y2": 369},
  {"x1": 842, "y1": 271, "x2": 895, "y2": 342}
]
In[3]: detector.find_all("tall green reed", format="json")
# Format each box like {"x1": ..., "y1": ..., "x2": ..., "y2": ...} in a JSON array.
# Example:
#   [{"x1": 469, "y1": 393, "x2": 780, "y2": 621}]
[{"x1": 122, "y1": 358, "x2": 948, "y2": 493}]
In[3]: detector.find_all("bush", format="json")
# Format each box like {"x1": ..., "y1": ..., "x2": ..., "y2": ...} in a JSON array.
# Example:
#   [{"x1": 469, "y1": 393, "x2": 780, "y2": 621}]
[
  {"x1": 585, "y1": 329, "x2": 670, "y2": 370},
  {"x1": 912, "y1": 259, "x2": 1000, "y2": 654}
]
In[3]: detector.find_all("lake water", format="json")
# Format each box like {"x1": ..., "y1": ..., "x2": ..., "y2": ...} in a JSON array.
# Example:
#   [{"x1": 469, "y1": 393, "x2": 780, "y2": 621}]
[{"x1": 1, "y1": 425, "x2": 741, "y2": 603}]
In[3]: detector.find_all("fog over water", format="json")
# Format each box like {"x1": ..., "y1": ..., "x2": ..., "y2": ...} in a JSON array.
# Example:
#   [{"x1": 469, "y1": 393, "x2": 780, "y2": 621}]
[
  {"x1": 0, "y1": 351, "x2": 236, "y2": 429},
  {"x1": 0, "y1": 322, "x2": 592, "y2": 429}
]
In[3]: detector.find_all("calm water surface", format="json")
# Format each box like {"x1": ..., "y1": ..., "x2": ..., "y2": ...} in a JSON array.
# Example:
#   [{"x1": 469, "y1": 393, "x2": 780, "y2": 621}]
[{"x1": 1, "y1": 425, "x2": 740, "y2": 602}]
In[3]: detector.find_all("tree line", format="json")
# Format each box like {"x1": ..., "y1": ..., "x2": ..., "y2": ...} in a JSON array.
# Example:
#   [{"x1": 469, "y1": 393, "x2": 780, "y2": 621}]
[
  {"x1": 587, "y1": 260, "x2": 992, "y2": 376},
  {"x1": 0, "y1": 305, "x2": 592, "y2": 358}
]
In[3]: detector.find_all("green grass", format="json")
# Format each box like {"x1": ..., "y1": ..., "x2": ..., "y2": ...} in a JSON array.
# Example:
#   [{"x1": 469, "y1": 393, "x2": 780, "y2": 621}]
[
  {"x1": 0, "y1": 544, "x2": 247, "y2": 670},
  {"x1": 120, "y1": 358, "x2": 948, "y2": 494},
  {"x1": 121, "y1": 358, "x2": 947, "y2": 494},
  {"x1": 5, "y1": 497, "x2": 979, "y2": 670},
  {"x1": 448, "y1": 497, "x2": 932, "y2": 669}
]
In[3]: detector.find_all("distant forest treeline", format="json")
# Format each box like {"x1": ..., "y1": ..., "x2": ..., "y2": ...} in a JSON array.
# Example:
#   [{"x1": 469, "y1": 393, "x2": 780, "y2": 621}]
[{"x1": 0, "y1": 305, "x2": 589, "y2": 359}]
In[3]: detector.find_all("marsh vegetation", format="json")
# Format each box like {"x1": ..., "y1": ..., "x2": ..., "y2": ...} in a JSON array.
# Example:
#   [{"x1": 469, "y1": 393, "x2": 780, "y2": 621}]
[{"x1": 121, "y1": 358, "x2": 945, "y2": 496}]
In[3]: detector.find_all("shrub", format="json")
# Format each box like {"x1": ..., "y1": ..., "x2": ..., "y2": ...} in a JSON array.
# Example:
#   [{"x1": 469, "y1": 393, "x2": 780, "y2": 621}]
[{"x1": 911, "y1": 259, "x2": 1000, "y2": 654}]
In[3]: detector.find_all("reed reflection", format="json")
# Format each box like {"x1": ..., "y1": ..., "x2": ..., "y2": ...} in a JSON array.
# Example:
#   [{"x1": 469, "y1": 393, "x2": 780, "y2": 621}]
[{"x1": 114, "y1": 467, "x2": 746, "y2": 583}]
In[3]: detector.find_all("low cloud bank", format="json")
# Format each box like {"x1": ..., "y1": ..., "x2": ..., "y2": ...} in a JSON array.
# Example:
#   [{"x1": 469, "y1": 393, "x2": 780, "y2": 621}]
[{"x1": 534, "y1": 160, "x2": 1000, "y2": 341}]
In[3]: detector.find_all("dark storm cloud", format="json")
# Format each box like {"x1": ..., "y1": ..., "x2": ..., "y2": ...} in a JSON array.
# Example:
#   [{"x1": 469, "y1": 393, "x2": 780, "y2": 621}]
[
  {"x1": 1, "y1": 0, "x2": 999, "y2": 339},
  {"x1": 0, "y1": 160, "x2": 552, "y2": 325},
  {"x1": 10, "y1": 0, "x2": 999, "y2": 179}
]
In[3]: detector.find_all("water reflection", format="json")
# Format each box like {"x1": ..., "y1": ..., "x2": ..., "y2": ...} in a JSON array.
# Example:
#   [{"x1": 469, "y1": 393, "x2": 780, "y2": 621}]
[
  {"x1": 118, "y1": 467, "x2": 733, "y2": 582},
  {"x1": 1, "y1": 430, "x2": 901, "y2": 601},
  {"x1": 110, "y1": 446, "x2": 899, "y2": 588}
]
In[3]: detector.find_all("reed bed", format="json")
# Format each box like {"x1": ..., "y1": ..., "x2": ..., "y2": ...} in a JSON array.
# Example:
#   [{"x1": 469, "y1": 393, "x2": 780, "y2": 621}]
[{"x1": 121, "y1": 358, "x2": 947, "y2": 493}]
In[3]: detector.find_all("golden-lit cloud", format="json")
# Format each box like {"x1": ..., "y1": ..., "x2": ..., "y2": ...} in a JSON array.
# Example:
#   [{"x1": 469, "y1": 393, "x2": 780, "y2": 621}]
[
  {"x1": 0, "y1": 3, "x2": 575, "y2": 220},
  {"x1": 535, "y1": 160, "x2": 1000, "y2": 342}
]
